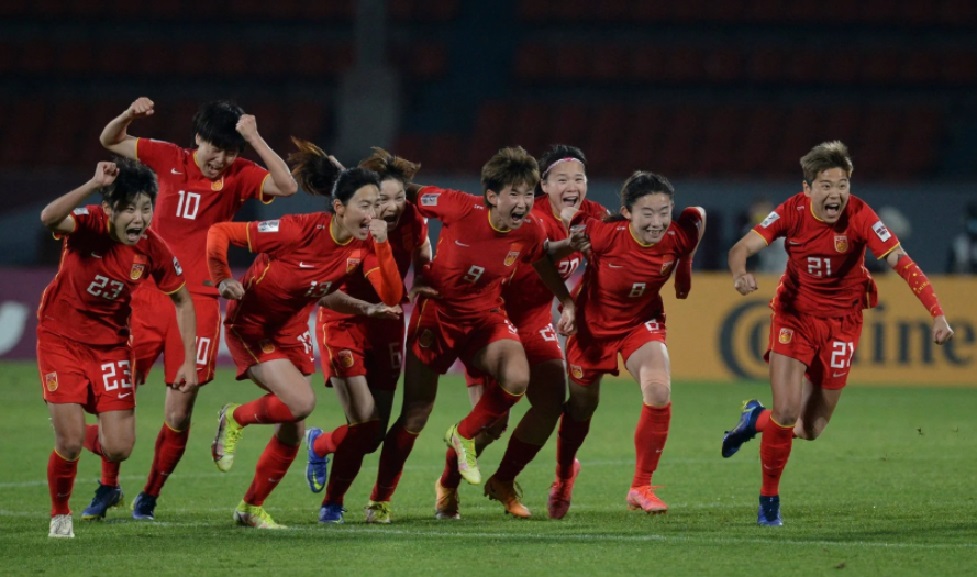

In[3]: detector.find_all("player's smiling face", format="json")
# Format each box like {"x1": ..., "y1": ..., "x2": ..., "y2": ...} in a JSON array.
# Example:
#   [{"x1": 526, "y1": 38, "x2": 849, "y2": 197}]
[
  {"x1": 804, "y1": 167, "x2": 850, "y2": 224},
  {"x1": 104, "y1": 193, "x2": 154, "y2": 246},
  {"x1": 541, "y1": 159, "x2": 588, "y2": 213},
  {"x1": 624, "y1": 192, "x2": 673, "y2": 245},
  {"x1": 377, "y1": 178, "x2": 407, "y2": 230},
  {"x1": 488, "y1": 183, "x2": 535, "y2": 231},
  {"x1": 334, "y1": 185, "x2": 379, "y2": 241},
  {"x1": 194, "y1": 137, "x2": 239, "y2": 179}
]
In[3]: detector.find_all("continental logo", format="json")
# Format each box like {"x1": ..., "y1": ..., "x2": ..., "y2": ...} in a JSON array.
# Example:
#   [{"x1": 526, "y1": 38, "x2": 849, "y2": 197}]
[{"x1": 719, "y1": 299, "x2": 975, "y2": 380}]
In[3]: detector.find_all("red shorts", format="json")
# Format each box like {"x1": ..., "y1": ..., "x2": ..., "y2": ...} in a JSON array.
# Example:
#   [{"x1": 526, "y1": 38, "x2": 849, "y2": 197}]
[
  {"x1": 766, "y1": 310, "x2": 863, "y2": 390},
  {"x1": 37, "y1": 328, "x2": 136, "y2": 413},
  {"x1": 464, "y1": 318, "x2": 563, "y2": 388},
  {"x1": 130, "y1": 287, "x2": 222, "y2": 386},
  {"x1": 565, "y1": 317, "x2": 667, "y2": 386},
  {"x1": 317, "y1": 313, "x2": 404, "y2": 391},
  {"x1": 225, "y1": 326, "x2": 315, "y2": 381},
  {"x1": 407, "y1": 297, "x2": 520, "y2": 375}
]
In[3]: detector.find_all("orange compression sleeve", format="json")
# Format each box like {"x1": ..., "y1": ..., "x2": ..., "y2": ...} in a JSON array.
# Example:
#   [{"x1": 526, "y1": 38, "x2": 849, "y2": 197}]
[
  {"x1": 207, "y1": 222, "x2": 249, "y2": 286},
  {"x1": 366, "y1": 239, "x2": 404, "y2": 306}
]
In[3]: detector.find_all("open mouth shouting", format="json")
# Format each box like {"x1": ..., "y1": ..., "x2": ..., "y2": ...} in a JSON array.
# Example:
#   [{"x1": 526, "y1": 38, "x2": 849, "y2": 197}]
[
  {"x1": 510, "y1": 208, "x2": 528, "y2": 227},
  {"x1": 822, "y1": 199, "x2": 845, "y2": 221},
  {"x1": 561, "y1": 193, "x2": 580, "y2": 209},
  {"x1": 124, "y1": 225, "x2": 145, "y2": 244}
]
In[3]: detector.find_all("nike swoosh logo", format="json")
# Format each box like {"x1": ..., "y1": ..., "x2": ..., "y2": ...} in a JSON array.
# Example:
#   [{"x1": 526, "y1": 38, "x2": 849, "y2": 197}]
[
  {"x1": 170, "y1": 168, "x2": 182, "y2": 175},
  {"x1": 788, "y1": 241, "x2": 802, "y2": 246},
  {"x1": 118, "y1": 392, "x2": 132, "y2": 399},
  {"x1": 454, "y1": 240, "x2": 470, "y2": 247},
  {"x1": 90, "y1": 252, "x2": 102, "y2": 258},
  {"x1": 832, "y1": 372, "x2": 847, "y2": 378},
  {"x1": 298, "y1": 262, "x2": 315, "y2": 269},
  {"x1": 608, "y1": 263, "x2": 623, "y2": 268}
]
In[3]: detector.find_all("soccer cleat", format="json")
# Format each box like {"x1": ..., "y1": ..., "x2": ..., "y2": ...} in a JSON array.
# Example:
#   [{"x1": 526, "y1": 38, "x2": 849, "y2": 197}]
[
  {"x1": 484, "y1": 475, "x2": 531, "y2": 519},
  {"x1": 626, "y1": 486, "x2": 668, "y2": 514},
  {"x1": 434, "y1": 478, "x2": 461, "y2": 520},
  {"x1": 318, "y1": 502, "x2": 346, "y2": 524},
  {"x1": 131, "y1": 492, "x2": 157, "y2": 521},
  {"x1": 233, "y1": 501, "x2": 287, "y2": 529},
  {"x1": 81, "y1": 482, "x2": 124, "y2": 520},
  {"x1": 48, "y1": 514, "x2": 74, "y2": 538},
  {"x1": 212, "y1": 402, "x2": 244, "y2": 472},
  {"x1": 304, "y1": 427, "x2": 330, "y2": 493},
  {"x1": 721, "y1": 399, "x2": 765, "y2": 458},
  {"x1": 547, "y1": 458, "x2": 581, "y2": 520},
  {"x1": 758, "y1": 495, "x2": 783, "y2": 526},
  {"x1": 444, "y1": 423, "x2": 481, "y2": 485},
  {"x1": 364, "y1": 500, "x2": 392, "y2": 524}
]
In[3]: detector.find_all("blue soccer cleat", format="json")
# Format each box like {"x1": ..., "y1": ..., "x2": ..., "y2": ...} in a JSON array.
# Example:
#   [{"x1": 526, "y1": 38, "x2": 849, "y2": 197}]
[
  {"x1": 757, "y1": 495, "x2": 783, "y2": 526},
  {"x1": 305, "y1": 427, "x2": 330, "y2": 493},
  {"x1": 319, "y1": 502, "x2": 345, "y2": 524},
  {"x1": 721, "y1": 399, "x2": 765, "y2": 458},
  {"x1": 131, "y1": 492, "x2": 157, "y2": 521},
  {"x1": 81, "y1": 482, "x2": 124, "y2": 520}
]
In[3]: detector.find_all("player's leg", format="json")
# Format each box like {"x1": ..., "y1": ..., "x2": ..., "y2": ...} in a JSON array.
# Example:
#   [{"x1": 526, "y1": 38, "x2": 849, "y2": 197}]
[
  {"x1": 46, "y1": 402, "x2": 85, "y2": 537},
  {"x1": 624, "y1": 341, "x2": 671, "y2": 514},
  {"x1": 235, "y1": 417, "x2": 304, "y2": 530}
]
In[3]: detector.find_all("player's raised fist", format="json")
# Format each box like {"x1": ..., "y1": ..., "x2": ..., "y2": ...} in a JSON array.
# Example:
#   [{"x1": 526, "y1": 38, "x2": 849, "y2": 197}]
[
  {"x1": 126, "y1": 97, "x2": 155, "y2": 120},
  {"x1": 235, "y1": 114, "x2": 259, "y2": 141},
  {"x1": 90, "y1": 161, "x2": 119, "y2": 187},
  {"x1": 368, "y1": 218, "x2": 389, "y2": 243}
]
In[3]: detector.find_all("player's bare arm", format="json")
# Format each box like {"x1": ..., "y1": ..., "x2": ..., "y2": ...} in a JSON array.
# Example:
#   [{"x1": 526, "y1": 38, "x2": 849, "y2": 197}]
[
  {"x1": 409, "y1": 234, "x2": 439, "y2": 301},
  {"x1": 236, "y1": 114, "x2": 298, "y2": 198},
  {"x1": 99, "y1": 97, "x2": 154, "y2": 159},
  {"x1": 41, "y1": 162, "x2": 119, "y2": 234},
  {"x1": 884, "y1": 247, "x2": 954, "y2": 345},
  {"x1": 318, "y1": 289, "x2": 402, "y2": 319},
  {"x1": 532, "y1": 254, "x2": 576, "y2": 335},
  {"x1": 168, "y1": 285, "x2": 199, "y2": 392},
  {"x1": 728, "y1": 231, "x2": 767, "y2": 296}
]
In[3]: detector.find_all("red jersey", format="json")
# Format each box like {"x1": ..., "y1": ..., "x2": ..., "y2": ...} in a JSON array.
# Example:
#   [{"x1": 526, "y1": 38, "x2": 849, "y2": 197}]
[
  {"x1": 136, "y1": 138, "x2": 270, "y2": 296},
  {"x1": 752, "y1": 193, "x2": 901, "y2": 317},
  {"x1": 415, "y1": 186, "x2": 547, "y2": 318},
  {"x1": 224, "y1": 213, "x2": 378, "y2": 338},
  {"x1": 37, "y1": 205, "x2": 185, "y2": 346},
  {"x1": 504, "y1": 198, "x2": 607, "y2": 327},
  {"x1": 319, "y1": 202, "x2": 428, "y2": 323},
  {"x1": 572, "y1": 211, "x2": 700, "y2": 338}
]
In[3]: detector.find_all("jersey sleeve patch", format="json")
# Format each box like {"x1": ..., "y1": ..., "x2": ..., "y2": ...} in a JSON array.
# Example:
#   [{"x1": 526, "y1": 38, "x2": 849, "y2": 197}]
[
  {"x1": 420, "y1": 192, "x2": 440, "y2": 206},
  {"x1": 872, "y1": 220, "x2": 892, "y2": 242},
  {"x1": 257, "y1": 220, "x2": 280, "y2": 233},
  {"x1": 759, "y1": 211, "x2": 779, "y2": 228},
  {"x1": 72, "y1": 207, "x2": 89, "y2": 215}
]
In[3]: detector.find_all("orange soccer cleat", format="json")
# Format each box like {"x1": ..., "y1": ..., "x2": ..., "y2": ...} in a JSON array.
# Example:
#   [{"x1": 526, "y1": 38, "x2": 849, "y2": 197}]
[
  {"x1": 626, "y1": 486, "x2": 668, "y2": 514},
  {"x1": 484, "y1": 475, "x2": 531, "y2": 519}
]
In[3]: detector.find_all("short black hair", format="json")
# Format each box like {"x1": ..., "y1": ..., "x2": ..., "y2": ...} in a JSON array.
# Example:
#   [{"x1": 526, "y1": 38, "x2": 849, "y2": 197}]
[
  {"x1": 191, "y1": 100, "x2": 246, "y2": 153},
  {"x1": 101, "y1": 156, "x2": 158, "y2": 208}
]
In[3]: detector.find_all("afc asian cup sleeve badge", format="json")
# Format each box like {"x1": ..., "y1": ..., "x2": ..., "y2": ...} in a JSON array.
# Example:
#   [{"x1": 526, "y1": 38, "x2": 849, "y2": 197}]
[
  {"x1": 834, "y1": 234, "x2": 848, "y2": 253},
  {"x1": 130, "y1": 254, "x2": 148, "y2": 280},
  {"x1": 420, "y1": 192, "x2": 440, "y2": 206},
  {"x1": 44, "y1": 372, "x2": 58, "y2": 392},
  {"x1": 778, "y1": 328, "x2": 793, "y2": 344},
  {"x1": 257, "y1": 220, "x2": 280, "y2": 233},
  {"x1": 338, "y1": 349, "x2": 355, "y2": 368}
]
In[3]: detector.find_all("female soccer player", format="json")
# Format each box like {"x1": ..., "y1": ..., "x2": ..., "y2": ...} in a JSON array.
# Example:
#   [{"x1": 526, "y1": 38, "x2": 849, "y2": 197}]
[
  {"x1": 438, "y1": 144, "x2": 606, "y2": 520},
  {"x1": 304, "y1": 147, "x2": 432, "y2": 523},
  {"x1": 722, "y1": 141, "x2": 954, "y2": 525},
  {"x1": 558, "y1": 171, "x2": 705, "y2": 515},
  {"x1": 206, "y1": 139, "x2": 401, "y2": 529},
  {"x1": 363, "y1": 146, "x2": 577, "y2": 523},
  {"x1": 85, "y1": 97, "x2": 296, "y2": 521},
  {"x1": 38, "y1": 160, "x2": 197, "y2": 538}
]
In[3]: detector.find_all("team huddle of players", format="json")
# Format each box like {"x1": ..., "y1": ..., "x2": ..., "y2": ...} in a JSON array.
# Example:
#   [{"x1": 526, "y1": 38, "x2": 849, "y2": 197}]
[{"x1": 37, "y1": 98, "x2": 953, "y2": 538}]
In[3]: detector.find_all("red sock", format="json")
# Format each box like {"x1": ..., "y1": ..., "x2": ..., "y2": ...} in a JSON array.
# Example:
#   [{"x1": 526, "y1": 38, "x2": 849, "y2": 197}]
[
  {"x1": 370, "y1": 422, "x2": 418, "y2": 502},
  {"x1": 313, "y1": 424, "x2": 348, "y2": 456},
  {"x1": 495, "y1": 436, "x2": 544, "y2": 482},
  {"x1": 556, "y1": 411, "x2": 591, "y2": 479},
  {"x1": 456, "y1": 384, "x2": 522, "y2": 439},
  {"x1": 84, "y1": 423, "x2": 120, "y2": 487},
  {"x1": 233, "y1": 394, "x2": 297, "y2": 425},
  {"x1": 324, "y1": 421, "x2": 380, "y2": 506},
  {"x1": 759, "y1": 418, "x2": 794, "y2": 497},
  {"x1": 48, "y1": 450, "x2": 78, "y2": 516},
  {"x1": 631, "y1": 403, "x2": 670, "y2": 488},
  {"x1": 440, "y1": 448, "x2": 461, "y2": 489},
  {"x1": 756, "y1": 409, "x2": 771, "y2": 433},
  {"x1": 143, "y1": 423, "x2": 189, "y2": 497},
  {"x1": 243, "y1": 435, "x2": 299, "y2": 507}
]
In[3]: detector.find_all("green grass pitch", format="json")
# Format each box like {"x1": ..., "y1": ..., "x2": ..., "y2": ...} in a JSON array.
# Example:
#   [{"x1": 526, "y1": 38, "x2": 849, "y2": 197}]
[{"x1": 1, "y1": 360, "x2": 974, "y2": 576}]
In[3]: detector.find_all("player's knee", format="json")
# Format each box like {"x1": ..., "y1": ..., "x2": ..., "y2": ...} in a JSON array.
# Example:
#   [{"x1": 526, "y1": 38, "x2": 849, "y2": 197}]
[
  {"x1": 287, "y1": 395, "x2": 316, "y2": 421},
  {"x1": 101, "y1": 443, "x2": 133, "y2": 463},
  {"x1": 56, "y1": 440, "x2": 83, "y2": 461}
]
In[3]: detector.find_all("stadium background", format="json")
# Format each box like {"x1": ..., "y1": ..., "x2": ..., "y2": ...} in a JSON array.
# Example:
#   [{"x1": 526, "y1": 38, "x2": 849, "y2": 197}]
[{"x1": 1, "y1": 0, "x2": 975, "y2": 384}]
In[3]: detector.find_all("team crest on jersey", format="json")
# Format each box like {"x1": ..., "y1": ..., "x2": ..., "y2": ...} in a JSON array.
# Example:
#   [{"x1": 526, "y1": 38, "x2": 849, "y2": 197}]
[
  {"x1": 211, "y1": 177, "x2": 224, "y2": 191},
  {"x1": 503, "y1": 243, "x2": 524, "y2": 267},
  {"x1": 420, "y1": 192, "x2": 439, "y2": 206},
  {"x1": 257, "y1": 220, "x2": 280, "y2": 233},
  {"x1": 131, "y1": 254, "x2": 148, "y2": 280},
  {"x1": 661, "y1": 260, "x2": 674, "y2": 275},
  {"x1": 338, "y1": 349, "x2": 355, "y2": 368},
  {"x1": 418, "y1": 329, "x2": 435, "y2": 348},
  {"x1": 872, "y1": 220, "x2": 891, "y2": 242},
  {"x1": 834, "y1": 234, "x2": 848, "y2": 253},
  {"x1": 261, "y1": 341, "x2": 276, "y2": 354},
  {"x1": 778, "y1": 328, "x2": 793, "y2": 344},
  {"x1": 570, "y1": 365, "x2": 583, "y2": 380},
  {"x1": 346, "y1": 250, "x2": 365, "y2": 273},
  {"x1": 760, "y1": 211, "x2": 780, "y2": 228},
  {"x1": 44, "y1": 372, "x2": 58, "y2": 392}
]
